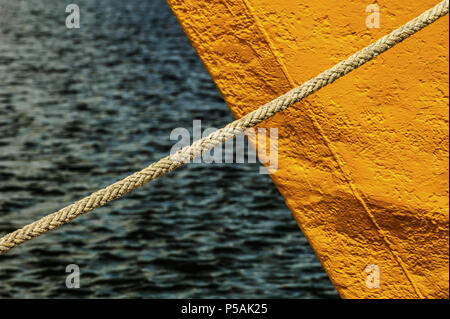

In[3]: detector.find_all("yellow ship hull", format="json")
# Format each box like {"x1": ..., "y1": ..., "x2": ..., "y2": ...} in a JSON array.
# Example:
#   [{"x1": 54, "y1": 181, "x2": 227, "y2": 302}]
[{"x1": 167, "y1": 0, "x2": 449, "y2": 298}]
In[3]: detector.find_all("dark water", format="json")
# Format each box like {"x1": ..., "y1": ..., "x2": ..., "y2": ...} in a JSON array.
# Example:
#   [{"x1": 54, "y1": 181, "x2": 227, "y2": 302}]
[{"x1": 0, "y1": 0, "x2": 338, "y2": 298}]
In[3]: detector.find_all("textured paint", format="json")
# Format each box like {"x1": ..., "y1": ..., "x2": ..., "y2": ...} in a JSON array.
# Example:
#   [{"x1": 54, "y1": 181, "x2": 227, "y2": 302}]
[{"x1": 167, "y1": 0, "x2": 449, "y2": 298}]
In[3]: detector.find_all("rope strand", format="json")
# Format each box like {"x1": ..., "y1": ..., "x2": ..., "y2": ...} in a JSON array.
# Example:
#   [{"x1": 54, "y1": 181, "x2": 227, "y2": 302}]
[{"x1": 0, "y1": 0, "x2": 448, "y2": 255}]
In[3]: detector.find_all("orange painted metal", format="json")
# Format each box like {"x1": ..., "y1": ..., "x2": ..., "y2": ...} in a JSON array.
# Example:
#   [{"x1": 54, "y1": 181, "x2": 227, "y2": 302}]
[{"x1": 167, "y1": 0, "x2": 449, "y2": 298}]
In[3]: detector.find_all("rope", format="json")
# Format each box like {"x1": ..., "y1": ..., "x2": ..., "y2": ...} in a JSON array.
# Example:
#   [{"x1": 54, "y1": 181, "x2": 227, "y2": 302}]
[{"x1": 0, "y1": 0, "x2": 448, "y2": 255}]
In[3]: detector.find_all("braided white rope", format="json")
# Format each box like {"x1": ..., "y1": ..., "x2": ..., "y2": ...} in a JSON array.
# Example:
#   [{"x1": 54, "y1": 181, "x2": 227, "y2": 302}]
[{"x1": 0, "y1": 0, "x2": 448, "y2": 255}]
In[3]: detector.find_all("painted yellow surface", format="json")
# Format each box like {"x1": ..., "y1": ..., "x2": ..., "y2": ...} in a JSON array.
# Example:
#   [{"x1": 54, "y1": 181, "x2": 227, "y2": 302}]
[{"x1": 167, "y1": 0, "x2": 449, "y2": 298}]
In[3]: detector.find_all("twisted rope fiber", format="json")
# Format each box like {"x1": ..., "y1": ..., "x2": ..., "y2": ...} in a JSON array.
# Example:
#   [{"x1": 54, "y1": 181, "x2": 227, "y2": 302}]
[{"x1": 0, "y1": 0, "x2": 448, "y2": 255}]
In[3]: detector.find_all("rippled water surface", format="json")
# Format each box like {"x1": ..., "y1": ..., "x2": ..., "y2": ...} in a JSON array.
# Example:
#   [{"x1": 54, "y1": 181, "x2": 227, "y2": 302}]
[{"x1": 0, "y1": 0, "x2": 338, "y2": 298}]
